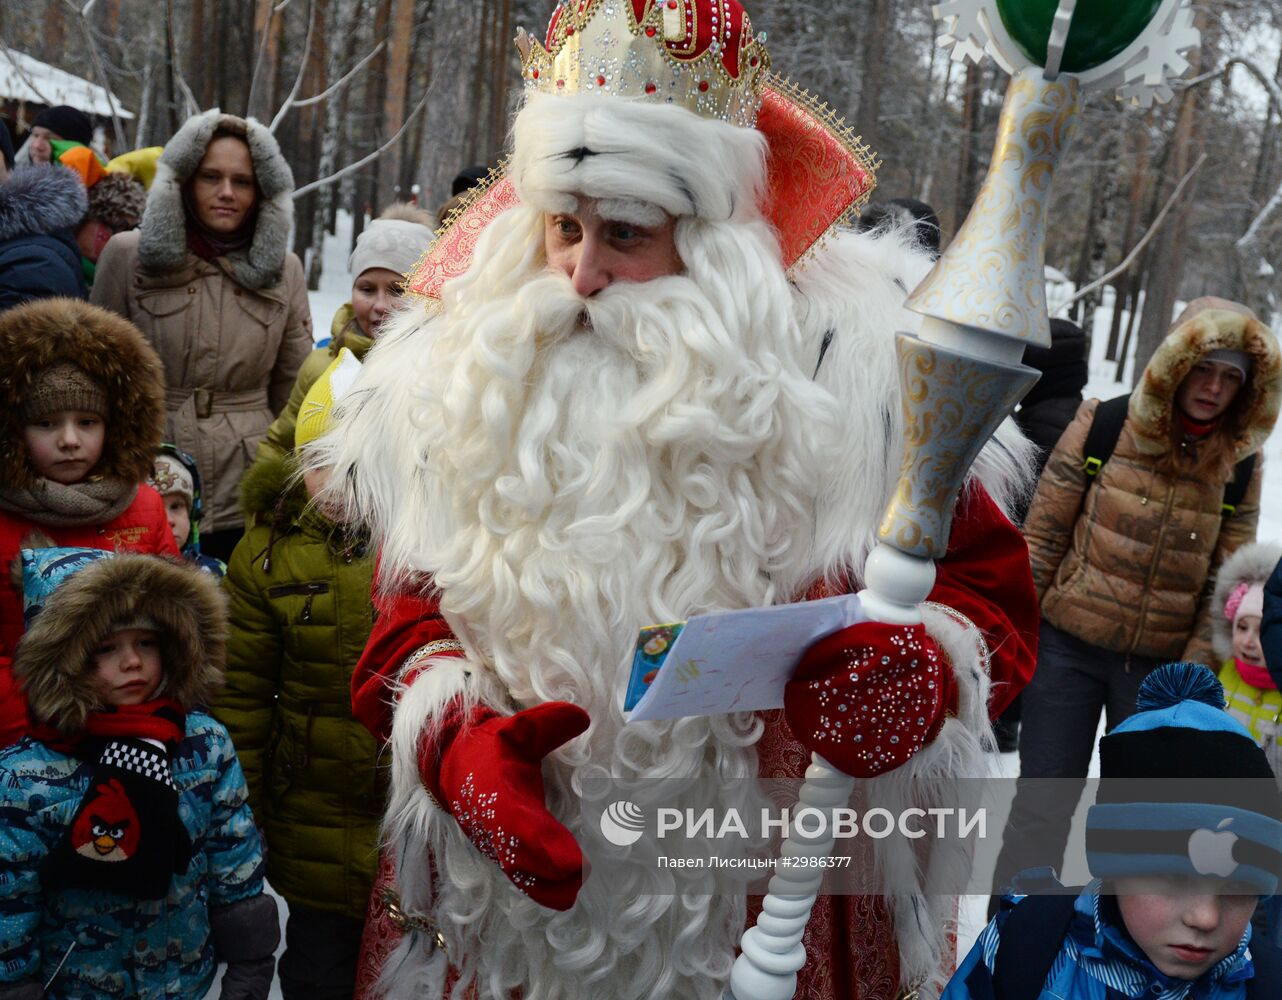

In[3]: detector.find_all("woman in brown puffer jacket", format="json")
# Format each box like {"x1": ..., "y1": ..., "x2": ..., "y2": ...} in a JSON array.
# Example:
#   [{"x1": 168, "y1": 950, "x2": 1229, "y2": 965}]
[
  {"x1": 92, "y1": 110, "x2": 313, "y2": 562},
  {"x1": 993, "y1": 298, "x2": 1280, "y2": 892}
]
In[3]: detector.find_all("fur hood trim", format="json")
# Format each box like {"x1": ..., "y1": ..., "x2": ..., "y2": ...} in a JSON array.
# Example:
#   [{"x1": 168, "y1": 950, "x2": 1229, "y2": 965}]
[
  {"x1": 0, "y1": 299, "x2": 166, "y2": 490},
  {"x1": 240, "y1": 453, "x2": 308, "y2": 523},
  {"x1": 1210, "y1": 541, "x2": 1282, "y2": 660},
  {"x1": 15, "y1": 554, "x2": 228, "y2": 733},
  {"x1": 1129, "y1": 303, "x2": 1281, "y2": 461},
  {"x1": 139, "y1": 109, "x2": 294, "y2": 290},
  {"x1": 0, "y1": 165, "x2": 88, "y2": 243}
]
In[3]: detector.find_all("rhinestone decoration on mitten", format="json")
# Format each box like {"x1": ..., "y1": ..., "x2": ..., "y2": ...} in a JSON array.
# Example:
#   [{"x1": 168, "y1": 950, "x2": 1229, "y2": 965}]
[
  {"x1": 802, "y1": 629, "x2": 943, "y2": 774},
  {"x1": 452, "y1": 773, "x2": 534, "y2": 888}
]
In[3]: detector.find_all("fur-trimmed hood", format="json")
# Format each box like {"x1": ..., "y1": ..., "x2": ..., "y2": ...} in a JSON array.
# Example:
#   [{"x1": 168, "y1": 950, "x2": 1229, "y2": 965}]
[
  {"x1": 0, "y1": 298, "x2": 166, "y2": 489},
  {"x1": 14, "y1": 554, "x2": 228, "y2": 733},
  {"x1": 1211, "y1": 540, "x2": 1282, "y2": 660},
  {"x1": 240, "y1": 453, "x2": 309, "y2": 524},
  {"x1": 0, "y1": 164, "x2": 88, "y2": 243},
  {"x1": 1128, "y1": 298, "x2": 1281, "y2": 462},
  {"x1": 139, "y1": 109, "x2": 294, "y2": 290}
]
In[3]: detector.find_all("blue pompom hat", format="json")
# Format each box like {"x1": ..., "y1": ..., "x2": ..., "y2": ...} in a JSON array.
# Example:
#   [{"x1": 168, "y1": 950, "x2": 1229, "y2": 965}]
[{"x1": 1086, "y1": 662, "x2": 1282, "y2": 894}]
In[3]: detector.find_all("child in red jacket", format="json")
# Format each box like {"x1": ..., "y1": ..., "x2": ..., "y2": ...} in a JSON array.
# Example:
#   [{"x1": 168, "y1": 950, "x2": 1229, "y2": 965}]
[{"x1": 0, "y1": 297, "x2": 177, "y2": 745}]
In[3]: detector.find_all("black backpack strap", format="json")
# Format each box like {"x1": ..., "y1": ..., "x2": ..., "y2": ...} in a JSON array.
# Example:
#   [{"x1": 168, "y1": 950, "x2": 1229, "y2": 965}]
[
  {"x1": 1081, "y1": 395, "x2": 1131, "y2": 479},
  {"x1": 1248, "y1": 935, "x2": 1282, "y2": 999},
  {"x1": 992, "y1": 894, "x2": 1079, "y2": 1000},
  {"x1": 1222, "y1": 452, "x2": 1257, "y2": 517}
]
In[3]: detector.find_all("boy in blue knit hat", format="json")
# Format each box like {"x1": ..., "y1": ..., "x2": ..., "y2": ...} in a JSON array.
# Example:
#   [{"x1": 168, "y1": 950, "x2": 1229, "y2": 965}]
[{"x1": 944, "y1": 662, "x2": 1282, "y2": 1000}]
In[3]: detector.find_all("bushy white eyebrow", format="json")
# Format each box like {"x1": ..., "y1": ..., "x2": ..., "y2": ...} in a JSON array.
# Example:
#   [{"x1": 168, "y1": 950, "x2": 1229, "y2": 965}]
[{"x1": 595, "y1": 198, "x2": 666, "y2": 228}]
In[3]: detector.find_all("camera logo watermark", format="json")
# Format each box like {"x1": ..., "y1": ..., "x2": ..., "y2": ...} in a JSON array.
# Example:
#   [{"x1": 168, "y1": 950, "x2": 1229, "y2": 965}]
[{"x1": 600, "y1": 800, "x2": 646, "y2": 846}]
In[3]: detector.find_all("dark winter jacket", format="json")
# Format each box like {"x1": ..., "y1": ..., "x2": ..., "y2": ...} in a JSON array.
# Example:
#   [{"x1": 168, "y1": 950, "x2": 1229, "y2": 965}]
[
  {"x1": 0, "y1": 165, "x2": 88, "y2": 311},
  {"x1": 943, "y1": 880, "x2": 1260, "y2": 1000},
  {"x1": 0, "y1": 299, "x2": 177, "y2": 746},
  {"x1": 1, "y1": 555, "x2": 268, "y2": 999},
  {"x1": 214, "y1": 455, "x2": 382, "y2": 920},
  {"x1": 1025, "y1": 301, "x2": 1280, "y2": 665},
  {"x1": 1265, "y1": 555, "x2": 1282, "y2": 689}
]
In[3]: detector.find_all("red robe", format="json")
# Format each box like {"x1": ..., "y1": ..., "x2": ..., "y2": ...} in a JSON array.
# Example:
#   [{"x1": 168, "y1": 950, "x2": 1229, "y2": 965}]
[{"x1": 351, "y1": 484, "x2": 1036, "y2": 999}]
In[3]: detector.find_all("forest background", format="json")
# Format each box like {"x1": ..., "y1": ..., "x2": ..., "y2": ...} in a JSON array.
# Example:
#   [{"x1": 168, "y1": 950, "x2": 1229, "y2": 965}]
[{"x1": 4, "y1": 0, "x2": 1281, "y2": 379}]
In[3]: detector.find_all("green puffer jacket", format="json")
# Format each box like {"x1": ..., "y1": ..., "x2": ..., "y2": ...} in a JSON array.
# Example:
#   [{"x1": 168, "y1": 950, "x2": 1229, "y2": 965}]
[{"x1": 214, "y1": 454, "x2": 382, "y2": 920}]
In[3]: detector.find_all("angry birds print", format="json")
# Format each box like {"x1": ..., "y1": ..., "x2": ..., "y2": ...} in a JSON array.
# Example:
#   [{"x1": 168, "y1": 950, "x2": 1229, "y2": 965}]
[{"x1": 71, "y1": 778, "x2": 141, "y2": 862}]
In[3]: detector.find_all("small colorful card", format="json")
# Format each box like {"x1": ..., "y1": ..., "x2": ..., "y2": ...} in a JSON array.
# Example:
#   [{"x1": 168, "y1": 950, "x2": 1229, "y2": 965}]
[{"x1": 622, "y1": 592, "x2": 865, "y2": 722}]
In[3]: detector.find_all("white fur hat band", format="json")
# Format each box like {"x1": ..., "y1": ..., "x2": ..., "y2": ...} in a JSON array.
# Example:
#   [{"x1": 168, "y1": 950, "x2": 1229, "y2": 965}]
[{"x1": 509, "y1": 92, "x2": 767, "y2": 224}]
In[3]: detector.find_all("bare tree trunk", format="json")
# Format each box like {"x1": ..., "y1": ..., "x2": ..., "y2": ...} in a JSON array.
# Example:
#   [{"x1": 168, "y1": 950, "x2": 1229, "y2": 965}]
[
  {"x1": 163, "y1": 0, "x2": 180, "y2": 137},
  {"x1": 135, "y1": 20, "x2": 160, "y2": 148},
  {"x1": 41, "y1": 4, "x2": 67, "y2": 63},
  {"x1": 1072, "y1": 129, "x2": 1119, "y2": 340},
  {"x1": 469, "y1": 0, "x2": 495, "y2": 164},
  {"x1": 1107, "y1": 115, "x2": 1152, "y2": 360},
  {"x1": 1133, "y1": 6, "x2": 1219, "y2": 381},
  {"x1": 854, "y1": 0, "x2": 891, "y2": 145},
  {"x1": 920, "y1": 55, "x2": 954, "y2": 210},
  {"x1": 487, "y1": 0, "x2": 515, "y2": 159},
  {"x1": 247, "y1": 0, "x2": 285, "y2": 121},
  {"x1": 293, "y1": 0, "x2": 329, "y2": 270},
  {"x1": 186, "y1": 0, "x2": 211, "y2": 112},
  {"x1": 953, "y1": 61, "x2": 984, "y2": 230},
  {"x1": 308, "y1": 0, "x2": 360, "y2": 289},
  {"x1": 377, "y1": 0, "x2": 416, "y2": 205}
]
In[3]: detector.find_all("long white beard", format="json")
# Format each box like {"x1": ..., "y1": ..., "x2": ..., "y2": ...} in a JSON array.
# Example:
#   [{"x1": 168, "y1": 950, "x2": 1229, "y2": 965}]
[{"x1": 328, "y1": 205, "x2": 844, "y2": 998}]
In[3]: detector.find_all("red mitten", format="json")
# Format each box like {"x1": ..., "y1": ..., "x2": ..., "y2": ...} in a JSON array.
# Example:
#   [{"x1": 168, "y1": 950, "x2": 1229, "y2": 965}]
[
  {"x1": 784, "y1": 621, "x2": 957, "y2": 778},
  {"x1": 418, "y1": 699, "x2": 590, "y2": 910}
]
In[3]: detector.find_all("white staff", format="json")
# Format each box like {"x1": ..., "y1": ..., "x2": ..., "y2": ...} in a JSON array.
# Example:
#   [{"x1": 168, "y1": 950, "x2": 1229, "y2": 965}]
[{"x1": 729, "y1": 2, "x2": 1200, "y2": 997}]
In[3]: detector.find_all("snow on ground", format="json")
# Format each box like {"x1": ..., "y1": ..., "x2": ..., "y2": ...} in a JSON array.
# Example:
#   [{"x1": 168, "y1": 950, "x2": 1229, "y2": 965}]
[{"x1": 305, "y1": 210, "x2": 358, "y2": 345}]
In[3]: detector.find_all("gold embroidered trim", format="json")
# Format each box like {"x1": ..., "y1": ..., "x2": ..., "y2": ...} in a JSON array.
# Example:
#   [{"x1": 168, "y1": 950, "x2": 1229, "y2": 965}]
[
  {"x1": 922, "y1": 600, "x2": 991, "y2": 674},
  {"x1": 766, "y1": 72, "x2": 881, "y2": 275},
  {"x1": 402, "y1": 639, "x2": 465, "y2": 674},
  {"x1": 404, "y1": 159, "x2": 511, "y2": 303}
]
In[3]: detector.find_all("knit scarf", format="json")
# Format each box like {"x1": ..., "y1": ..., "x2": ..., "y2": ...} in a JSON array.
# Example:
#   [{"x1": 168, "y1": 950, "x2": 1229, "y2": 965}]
[
  {"x1": 0, "y1": 476, "x2": 138, "y2": 528},
  {"x1": 36, "y1": 699, "x2": 193, "y2": 900},
  {"x1": 1235, "y1": 657, "x2": 1277, "y2": 692},
  {"x1": 1178, "y1": 412, "x2": 1219, "y2": 439}
]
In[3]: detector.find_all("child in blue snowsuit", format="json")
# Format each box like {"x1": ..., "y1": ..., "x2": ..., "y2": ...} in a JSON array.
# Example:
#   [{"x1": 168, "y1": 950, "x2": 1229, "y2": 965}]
[
  {"x1": 945, "y1": 663, "x2": 1282, "y2": 1000},
  {"x1": 0, "y1": 548, "x2": 276, "y2": 999}
]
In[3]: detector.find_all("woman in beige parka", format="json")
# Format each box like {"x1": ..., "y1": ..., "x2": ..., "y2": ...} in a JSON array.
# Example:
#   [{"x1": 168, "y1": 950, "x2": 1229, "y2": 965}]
[
  {"x1": 993, "y1": 297, "x2": 1281, "y2": 895},
  {"x1": 92, "y1": 109, "x2": 313, "y2": 562}
]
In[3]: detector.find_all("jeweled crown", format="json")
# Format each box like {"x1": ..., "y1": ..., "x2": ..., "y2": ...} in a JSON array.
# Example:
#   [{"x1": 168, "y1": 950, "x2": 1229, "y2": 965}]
[{"x1": 516, "y1": 0, "x2": 771, "y2": 128}]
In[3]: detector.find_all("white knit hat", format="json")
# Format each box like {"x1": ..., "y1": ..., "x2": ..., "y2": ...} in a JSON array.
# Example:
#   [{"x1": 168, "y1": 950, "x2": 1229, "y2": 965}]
[{"x1": 348, "y1": 219, "x2": 434, "y2": 280}]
